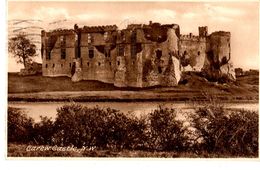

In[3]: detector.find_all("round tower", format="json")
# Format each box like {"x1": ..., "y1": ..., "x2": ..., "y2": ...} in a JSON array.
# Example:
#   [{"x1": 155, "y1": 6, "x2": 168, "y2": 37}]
[{"x1": 209, "y1": 31, "x2": 231, "y2": 63}]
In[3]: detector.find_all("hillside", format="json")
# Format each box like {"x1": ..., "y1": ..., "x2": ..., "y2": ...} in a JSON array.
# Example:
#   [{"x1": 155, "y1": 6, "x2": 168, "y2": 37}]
[{"x1": 8, "y1": 72, "x2": 259, "y2": 102}]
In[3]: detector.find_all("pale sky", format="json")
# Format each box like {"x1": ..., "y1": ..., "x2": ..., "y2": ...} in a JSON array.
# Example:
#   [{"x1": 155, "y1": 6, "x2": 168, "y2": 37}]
[{"x1": 8, "y1": 0, "x2": 259, "y2": 71}]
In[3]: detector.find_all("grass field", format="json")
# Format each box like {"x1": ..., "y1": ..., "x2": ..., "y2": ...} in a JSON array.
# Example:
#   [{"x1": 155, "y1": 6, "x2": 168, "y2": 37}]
[
  {"x1": 8, "y1": 73, "x2": 118, "y2": 93},
  {"x1": 8, "y1": 72, "x2": 259, "y2": 102}
]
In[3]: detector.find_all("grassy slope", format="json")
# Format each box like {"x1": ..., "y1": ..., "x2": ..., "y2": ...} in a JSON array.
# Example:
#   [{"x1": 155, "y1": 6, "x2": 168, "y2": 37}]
[
  {"x1": 8, "y1": 73, "x2": 118, "y2": 93},
  {"x1": 8, "y1": 72, "x2": 259, "y2": 101}
]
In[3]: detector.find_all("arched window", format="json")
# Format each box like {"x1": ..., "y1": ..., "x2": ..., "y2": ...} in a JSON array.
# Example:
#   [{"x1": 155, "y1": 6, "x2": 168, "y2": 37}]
[
  {"x1": 105, "y1": 47, "x2": 110, "y2": 57},
  {"x1": 118, "y1": 45, "x2": 124, "y2": 56},
  {"x1": 89, "y1": 49, "x2": 94, "y2": 58},
  {"x1": 60, "y1": 35, "x2": 66, "y2": 59},
  {"x1": 47, "y1": 51, "x2": 51, "y2": 60},
  {"x1": 61, "y1": 48, "x2": 66, "y2": 59},
  {"x1": 156, "y1": 49, "x2": 162, "y2": 60},
  {"x1": 158, "y1": 66, "x2": 162, "y2": 73}
]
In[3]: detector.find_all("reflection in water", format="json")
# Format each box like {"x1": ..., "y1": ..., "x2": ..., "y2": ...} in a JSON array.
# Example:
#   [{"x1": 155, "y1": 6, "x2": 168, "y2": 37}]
[{"x1": 8, "y1": 102, "x2": 259, "y2": 122}]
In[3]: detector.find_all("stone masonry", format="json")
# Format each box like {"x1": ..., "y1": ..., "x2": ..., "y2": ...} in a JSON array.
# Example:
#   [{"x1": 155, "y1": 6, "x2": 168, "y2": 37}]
[{"x1": 41, "y1": 21, "x2": 235, "y2": 87}]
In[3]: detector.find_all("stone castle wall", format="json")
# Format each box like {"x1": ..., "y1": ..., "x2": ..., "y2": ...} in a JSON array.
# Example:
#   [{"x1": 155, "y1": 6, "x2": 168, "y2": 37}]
[
  {"x1": 41, "y1": 22, "x2": 233, "y2": 87},
  {"x1": 80, "y1": 31, "x2": 117, "y2": 84},
  {"x1": 179, "y1": 33, "x2": 207, "y2": 72},
  {"x1": 42, "y1": 31, "x2": 76, "y2": 77}
]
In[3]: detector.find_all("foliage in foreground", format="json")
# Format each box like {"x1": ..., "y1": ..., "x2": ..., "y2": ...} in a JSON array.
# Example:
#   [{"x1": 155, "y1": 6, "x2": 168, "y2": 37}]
[
  {"x1": 7, "y1": 102, "x2": 258, "y2": 157},
  {"x1": 191, "y1": 104, "x2": 258, "y2": 156}
]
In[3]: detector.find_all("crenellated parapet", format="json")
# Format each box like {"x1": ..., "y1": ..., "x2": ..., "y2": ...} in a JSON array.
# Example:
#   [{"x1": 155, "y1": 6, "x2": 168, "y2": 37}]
[
  {"x1": 41, "y1": 29, "x2": 75, "y2": 37},
  {"x1": 210, "y1": 31, "x2": 231, "y2": 37},
  {"x1": 127, "y1": 24, "x2": 143, "y2": 30},
  {"x1": 81, "y1": 25, "x2": 118, "y2": 33},
  {"x1": 180, "y1": 34, "x2": 206, "y2": 42}
]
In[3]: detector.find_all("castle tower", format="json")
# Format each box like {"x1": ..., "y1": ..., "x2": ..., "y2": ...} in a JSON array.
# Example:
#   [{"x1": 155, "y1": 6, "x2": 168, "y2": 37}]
[
  {"x1": 199, "y1": 26, "x2": 208, "y2": 37},
  {"x1": 209, "y1": 31, "x2": 231, "y2": 63},
  {"x1": 204, "y1": 31, "x2": 235, "y2": 80}
]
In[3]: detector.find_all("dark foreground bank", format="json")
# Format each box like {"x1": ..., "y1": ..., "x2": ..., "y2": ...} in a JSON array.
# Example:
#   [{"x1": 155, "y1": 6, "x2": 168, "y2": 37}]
[{"x1": 8, "y1": 102, "x2": 258, "y2": 158}]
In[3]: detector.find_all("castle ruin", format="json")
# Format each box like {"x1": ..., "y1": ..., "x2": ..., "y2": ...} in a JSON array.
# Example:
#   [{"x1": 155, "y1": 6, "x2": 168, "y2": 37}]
[{"x1": 41, "y1": 21, "x2": 235, "y2": 87}]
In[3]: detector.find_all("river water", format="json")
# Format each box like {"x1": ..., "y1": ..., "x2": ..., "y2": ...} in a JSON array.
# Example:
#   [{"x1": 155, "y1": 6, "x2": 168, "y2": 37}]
[{"x1": 8, "y1": 101, "x2": 259, "y2": 122}]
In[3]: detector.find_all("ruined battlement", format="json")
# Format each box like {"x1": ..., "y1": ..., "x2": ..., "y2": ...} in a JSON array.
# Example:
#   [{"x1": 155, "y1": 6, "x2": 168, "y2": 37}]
[
  {"x1": 127, "y1": 22, "x2": 179, "y2": 30},
  {"x1": 127, "y1": 24, "x2": 143, "y2": 29},
  {"x1": 180, "y1": 34, "x2": 206, "y2": 41},
  {"x1": 210, "y1": 31, "x2": 231, "y2": 37},
  {"x1": 81, "y1": 25, "x2": 118, "y2": 33},
  {"x1": 41, "y1": 29, "x2": 75, "y2": 37}
]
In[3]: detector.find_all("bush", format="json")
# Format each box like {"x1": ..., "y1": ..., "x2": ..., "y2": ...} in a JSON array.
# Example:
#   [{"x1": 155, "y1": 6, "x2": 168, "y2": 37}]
[
  {"x1": 191, "y1": 104, "x2": 258, "y2": 156},
  {"x1": 148, "y1": 106, "x2": 188, "y2": 151},
  {"x1": 53, "y1": 103, "x2": 148, "y2": 149},
  {"x1": 8, "y1": 102, "x2": 258, "y2": 157},
  {"x1": 8, "y1": 107, "x2": 34, "y2": 143},
  {"x1": 33, "y1": 116, "x2": 54, "y2": 145}
]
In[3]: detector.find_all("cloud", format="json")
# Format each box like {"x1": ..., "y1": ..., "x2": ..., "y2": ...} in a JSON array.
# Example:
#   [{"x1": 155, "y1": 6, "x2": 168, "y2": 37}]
[
  {"x1": 182, "y1": 12, "x2": 200, "y2": 19},
  {"x1": 148, "y1": 9, "x2": 177, "y2": 19},
  {"x1": 118, "y1": 9, "x2": 177, "y2": 28},
  {"x1": 212, "y1": 16, "x2": 233, "y2": 23},
  {"x1": 33, "y1": 7, "x2": 69, "y2": 21},
  {"x1": 204, "y1": 4, "x2": 245, "y2": 17},
  {"x1": 202, "y1": 4, "x2": 244, "y2": 23},
  {"x1": 75, "y1": 13, "x2": 107, "y2": 21},
  {"x1": 120, "y1": 12, "x2": 147, "y2": 26}
]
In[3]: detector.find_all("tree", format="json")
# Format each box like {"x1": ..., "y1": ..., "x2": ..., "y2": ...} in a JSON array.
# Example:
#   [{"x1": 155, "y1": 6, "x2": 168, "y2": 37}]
[{"x1": 8, "y1": 33, "x2": 37, "y2": 68}]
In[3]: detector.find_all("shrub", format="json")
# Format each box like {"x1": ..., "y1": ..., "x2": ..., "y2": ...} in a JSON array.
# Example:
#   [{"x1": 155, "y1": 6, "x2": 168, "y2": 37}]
[
  {"x1": 8, "y1": 103, "x2": 258, "y2": 157},
  {"x1": 123, "y1": 113, "x2": 149, "y2": 150},
  {"x1": 8, "y1": 107, "x2": 34, "y2": 143},
  {"x1": 33, "y1": 116, "x2": 54, "y2": 145},
  {"x1": 53, "y1": 103, "x2": 148, "y2": 149},
  {"x1": 191, "y1": 104, "x2": 258, "y2": 156},
  {"x1": 148, "y1": 106, "x2": 188, "y2": 151},
  {"x1": 53, "y1": 104, "x2": 87, "y2": 147}
]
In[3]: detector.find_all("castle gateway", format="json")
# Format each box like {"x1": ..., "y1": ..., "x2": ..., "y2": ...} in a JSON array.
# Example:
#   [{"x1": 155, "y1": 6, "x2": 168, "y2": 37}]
[{"x1": 41, "y1": 21, "x2": 233, "y2": 87}]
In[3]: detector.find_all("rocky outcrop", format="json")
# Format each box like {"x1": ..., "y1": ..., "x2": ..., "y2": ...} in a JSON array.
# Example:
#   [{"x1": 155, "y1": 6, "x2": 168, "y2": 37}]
[{"x1": 220, "y1": 62, "x2": 236, "y2": 80}]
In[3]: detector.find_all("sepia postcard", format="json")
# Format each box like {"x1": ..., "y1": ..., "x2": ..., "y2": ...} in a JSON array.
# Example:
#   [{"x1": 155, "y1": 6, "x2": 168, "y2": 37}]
[{"x1": 6, "y1": 0, "x2": 259, "y2": 160}]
